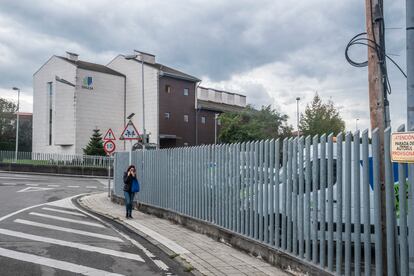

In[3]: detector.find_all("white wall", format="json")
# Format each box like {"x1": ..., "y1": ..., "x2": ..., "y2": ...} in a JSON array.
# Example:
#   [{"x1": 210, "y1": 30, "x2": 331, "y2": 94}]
[
  {"x1": 107, "y1": 56, "x2": 159, "y2": 146},
  {"x1": 54, "y1": 80, "x2": 75, "y2": 146},
  {"x1": 74, "y1": 69, "x2": 125, "y2": 155},
  {"x1": 32, "y1": 56, "x2": 76, "y2": 154}
]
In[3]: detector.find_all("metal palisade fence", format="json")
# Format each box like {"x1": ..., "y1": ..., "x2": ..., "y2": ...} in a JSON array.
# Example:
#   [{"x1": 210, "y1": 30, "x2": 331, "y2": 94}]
[
  {"x1": 0, "y1": 150, "x2": 112, "y2": 168},
  {"x1": 114, "y1": 127, "x2": 412, "y2": 275}
]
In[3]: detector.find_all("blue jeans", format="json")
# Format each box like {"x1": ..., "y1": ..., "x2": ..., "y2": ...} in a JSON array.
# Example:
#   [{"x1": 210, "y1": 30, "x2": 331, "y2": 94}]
[{"x1": 124, "y1": 191, "x2": 135, "y2": 216}]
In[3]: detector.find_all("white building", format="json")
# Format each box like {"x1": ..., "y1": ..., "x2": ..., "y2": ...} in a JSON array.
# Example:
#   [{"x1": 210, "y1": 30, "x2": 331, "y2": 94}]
[{"x1": 32, "y1": 52, "x2": 125, "y2": 154}]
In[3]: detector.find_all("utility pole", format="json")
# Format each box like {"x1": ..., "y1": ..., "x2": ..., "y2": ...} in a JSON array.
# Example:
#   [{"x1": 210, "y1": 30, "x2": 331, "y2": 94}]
[
  {"x1": 406, "y1": 0, "x2": 414, "y2": 273},
  {"x1": 364, "y1": 0, "x2": 388, "y2": 274}
]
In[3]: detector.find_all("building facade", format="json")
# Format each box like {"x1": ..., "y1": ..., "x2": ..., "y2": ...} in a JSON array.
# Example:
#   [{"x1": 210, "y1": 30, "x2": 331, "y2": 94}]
[
  {"x1": 33, "y1": 53, "x2": 125, "y2": 154},
  {"x1": 32, "y1": 51, "x2": 246, "y2": 153}
]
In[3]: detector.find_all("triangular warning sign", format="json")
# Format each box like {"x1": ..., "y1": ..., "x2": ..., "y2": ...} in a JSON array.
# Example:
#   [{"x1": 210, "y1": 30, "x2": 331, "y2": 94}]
[
  {"x1": 120, "y1": 120, "x2": 141, "y2": 140},
  {"x1": 103, "y1": 128, "x2": 116, "y2": 141}
]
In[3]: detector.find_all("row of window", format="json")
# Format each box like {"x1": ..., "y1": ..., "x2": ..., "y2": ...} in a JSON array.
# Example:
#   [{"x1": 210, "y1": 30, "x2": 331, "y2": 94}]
[
  {"x1": 165, "y1": 85, "x2": 189, "y2": 96},
  {"x1": 164, "y1": 113, "x2": 220, "y2": 125}
]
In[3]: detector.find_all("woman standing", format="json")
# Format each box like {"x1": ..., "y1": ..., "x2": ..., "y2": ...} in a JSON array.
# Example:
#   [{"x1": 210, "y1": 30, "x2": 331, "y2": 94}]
[{"x1": 123, "y1": 165, "x2": 139, "y2": 219}]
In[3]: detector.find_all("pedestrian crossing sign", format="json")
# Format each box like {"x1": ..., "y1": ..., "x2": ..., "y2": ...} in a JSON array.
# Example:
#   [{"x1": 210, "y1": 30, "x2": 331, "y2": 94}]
[
  {"x1": 103, "y1": 128, "x2": 116, "y2": 141},
  {"x1": 120, "y1": 120, "x2": 141, "y2": 140}
]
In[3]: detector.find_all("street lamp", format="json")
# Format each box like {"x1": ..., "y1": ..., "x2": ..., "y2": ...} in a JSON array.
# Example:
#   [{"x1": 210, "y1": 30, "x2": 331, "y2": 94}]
[
  {"x1": 214, "y1": 113, "x2": 219, "y2": 144},
  {"x1": 12, "y1": 87, "x2": 20, "y2": 163},
  {"x1": 355, "y1": 118, "x2": 359, "y2": 131},
  {"x1": 125, "y1": 53, "x2": 146, "y2": 149},
  {"x1": 296, "y1": 97, "x2": 300, "y2": 139}
]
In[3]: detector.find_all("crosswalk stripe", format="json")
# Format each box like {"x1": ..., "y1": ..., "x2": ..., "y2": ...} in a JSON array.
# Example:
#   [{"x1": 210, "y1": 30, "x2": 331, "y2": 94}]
[
  {"x1": 14, "y1": 219, "x2": 123, "y2": 242},
  {"x1": 29, "y1": 212, "x2": 105, "y2": 228},
  {"x1": 41, "y1": 207, "x2": 87, "y2": 217},
  {"x1": 0, "y1": 247, "x2": 124, "y2": 276},
  {"x1": 0, "y1": 228, "x2": 145, "y2": 262},
  {"x1": 67, "y1": 185, "x2": 80, "y2": 188}
]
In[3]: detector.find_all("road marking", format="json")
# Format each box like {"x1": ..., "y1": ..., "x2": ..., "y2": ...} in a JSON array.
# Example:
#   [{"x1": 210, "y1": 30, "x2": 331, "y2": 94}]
[
  {"x1": 153, "y1": 260, "x2": 169, "y2": 271},
  {"x1": 0, "y1": 194, "x2": 88, "y2": 222},
  {"x1": 41, "y1": 207, "x2": 86, "y2": 217},
  {"x1": 47, "y1": 184, "x2": 60, "y2": 187},
  {"x1": 29, "y1": 212, "x2": 105, "y2": 228},
  {"x1": 67, "y1": 185, "x2": 80, "y2": 188},
  {"x1": 17, "y1": 187, "x2": 54, "y2": 193},
  {"x1": 14, "y1": 219, "x2": 123, "y2": 242},
  {"x1": 0, "y1": 228, "x2": 145, "y2": 262},
  {"x1": 26, "y1": 184, "x2": 39, "y2": 186},
  {"x1": 0, "y1": 183, "x2": 17, "y2": 186},
  {"x1": 128, "y1": 221, "x2": 190, "y2": 254},
  {"x1": 86, "y1": 186, "x2": 97, "y2": 189},
  {"x1": 0, "y1": 247, "x2": 124, "y2": 276}
]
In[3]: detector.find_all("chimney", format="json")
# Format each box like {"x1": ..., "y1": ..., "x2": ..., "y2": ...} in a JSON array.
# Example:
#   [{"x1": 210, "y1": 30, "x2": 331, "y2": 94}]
[
  {"x1": 66, "y1": 51, "x2": 79, "y2": 61},
  {"x1": 134, "y1": 50, "x2": 155, "y2": 64}
]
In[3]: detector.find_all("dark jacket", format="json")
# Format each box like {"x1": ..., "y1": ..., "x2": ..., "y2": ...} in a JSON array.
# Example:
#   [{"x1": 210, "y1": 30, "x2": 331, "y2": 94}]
[{"x1": 123, "y1": 172, "x2": 137, "y2": 192}]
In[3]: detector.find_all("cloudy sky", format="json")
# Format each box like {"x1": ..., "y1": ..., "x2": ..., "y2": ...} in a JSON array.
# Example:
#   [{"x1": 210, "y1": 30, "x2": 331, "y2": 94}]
[{"x1": 0, "y1": 0, "x2": 408, "y2": 131}]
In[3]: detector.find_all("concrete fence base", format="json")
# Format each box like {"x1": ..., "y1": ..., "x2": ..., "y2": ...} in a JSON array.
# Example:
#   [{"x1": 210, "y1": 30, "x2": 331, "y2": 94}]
[
  {"x1": 0, "y1": 162, "x2": 110, "y2": 177},
  {"x1": 111, "y1": 194, "x2": 332, "y2": 276}
]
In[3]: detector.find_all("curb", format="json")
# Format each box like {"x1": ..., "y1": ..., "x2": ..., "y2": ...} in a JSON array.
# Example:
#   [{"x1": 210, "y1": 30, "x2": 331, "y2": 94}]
[{"x1": 75, "y1": 195, "x2": 203, "y2": 276}]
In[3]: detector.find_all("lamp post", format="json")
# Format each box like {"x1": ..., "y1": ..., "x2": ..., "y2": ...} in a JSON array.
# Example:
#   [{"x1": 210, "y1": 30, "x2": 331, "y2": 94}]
[
  {"x1": 12, "y1": 87, "x2": 20, "y2": 163},
  {"x1": 296, "y1": 97, "x2": 300, "y2": 139},
  {"x1": 355, "y1": 118, "x2": 359, "y2": 131},
  {"x1": 125, "y1": 54, "x2": 146, "y2": 149},
  {"x1": 214, "y1": 113, "x2": 219, "y2": 145}
]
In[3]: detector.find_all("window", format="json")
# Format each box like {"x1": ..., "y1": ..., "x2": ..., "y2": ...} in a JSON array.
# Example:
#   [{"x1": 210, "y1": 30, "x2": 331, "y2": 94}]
[
  {"x1": 164, "y1": 112, "x2": 170, "y2": 119},
  {"x1": 184, "y1": 115, "x2": 189, "y2": 122},
  {"x1": 184, "y1": 88, "x2": 189, "y2": 96},
  {"x1": 165, "y1": 85, "x2": 171, "y2": 94},
  {"x1": 47, "y1": 82, "x2": 53, "y2": 145},
  {"x1": 201, "y1": 116, "x2": 206, "y2": 124}
]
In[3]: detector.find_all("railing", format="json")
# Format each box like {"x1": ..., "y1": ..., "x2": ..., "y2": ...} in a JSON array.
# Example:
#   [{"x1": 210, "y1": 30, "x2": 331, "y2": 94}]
[
  {"x1": 0, "y1": 150, "x2": 112, "y2": 168},
  {"x1": 114, "y1": 127, "x2": 413, "y2": 275}
]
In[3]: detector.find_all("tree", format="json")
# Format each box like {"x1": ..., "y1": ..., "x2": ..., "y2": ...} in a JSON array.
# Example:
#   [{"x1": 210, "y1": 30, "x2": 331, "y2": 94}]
[
  {"x1": 83, "y1": 128, "x2": 106, "y2": 156},
  {"x1": 0, "y1": 98, "x2": 17, "y2": 150},
  {"x1": 299, "y1": 94, "x2": 345, "y2": 137},
  {"x1": 219, "y1": 105, "x2": 292, "y2": 143}
]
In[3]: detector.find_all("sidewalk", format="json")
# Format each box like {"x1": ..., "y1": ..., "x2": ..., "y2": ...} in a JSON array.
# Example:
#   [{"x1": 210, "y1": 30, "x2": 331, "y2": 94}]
[{"x1": 78, "y1": 193, "x2": 291, "y2": 276}]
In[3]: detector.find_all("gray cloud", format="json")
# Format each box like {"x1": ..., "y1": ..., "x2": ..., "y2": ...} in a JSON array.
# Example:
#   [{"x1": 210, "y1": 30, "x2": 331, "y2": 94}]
[{"x1": 0, "y1": 0, "x2": 408, "y2": 130}]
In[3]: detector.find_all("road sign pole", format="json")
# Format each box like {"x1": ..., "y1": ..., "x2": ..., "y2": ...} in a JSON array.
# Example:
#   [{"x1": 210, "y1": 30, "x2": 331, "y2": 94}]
[
  {"x1": 108, "y1": 154, "x2": 111, "y2": 197},
  {"x1": 129, "y1": 140, "x2": 132, "y2": 165}
]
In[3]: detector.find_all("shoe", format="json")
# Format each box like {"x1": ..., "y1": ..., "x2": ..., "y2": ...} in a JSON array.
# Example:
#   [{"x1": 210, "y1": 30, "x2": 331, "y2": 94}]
[{"x1": 129, "y1": 215, "x2": 133, "y2": 219}]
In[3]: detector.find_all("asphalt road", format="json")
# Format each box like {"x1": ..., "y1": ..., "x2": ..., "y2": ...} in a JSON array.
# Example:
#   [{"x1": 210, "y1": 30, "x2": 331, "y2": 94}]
[{"x1": 0, "y1": 172, "x2": 185, "y2": 276}]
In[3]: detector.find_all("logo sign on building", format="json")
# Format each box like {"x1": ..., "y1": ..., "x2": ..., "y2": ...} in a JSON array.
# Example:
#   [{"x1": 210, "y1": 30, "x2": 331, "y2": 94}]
[
  {"x1": 391, "y1": 132, "x2": 414, "y2": 163},
  {"x1": 82, "y1": 76, "x2": 93, "y2": 90},
  {"x1": 103, "y1": 128, "x2": 116, "y2": 141},
  {"x1": 103, "y1": 140, "x2": 116, "y2": 155},
  {"x1": 120, "y1": 120, "x2": 141, "y2": 140}
]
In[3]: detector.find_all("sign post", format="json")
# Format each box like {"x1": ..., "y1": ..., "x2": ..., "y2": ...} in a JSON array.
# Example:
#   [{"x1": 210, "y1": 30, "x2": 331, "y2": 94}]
[
  {"x1": 103, "y1": 130, "x2": 117, "y2": 197},
  {"x1": 120, "y1": 120, "x2": 141, "y2": 165}
]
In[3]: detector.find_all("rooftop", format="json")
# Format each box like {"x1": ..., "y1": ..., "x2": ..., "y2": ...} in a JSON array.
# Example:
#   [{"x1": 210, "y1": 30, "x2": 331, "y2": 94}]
[{"x1": 57, "y1": 56, "x2": 125, "y2": 77}]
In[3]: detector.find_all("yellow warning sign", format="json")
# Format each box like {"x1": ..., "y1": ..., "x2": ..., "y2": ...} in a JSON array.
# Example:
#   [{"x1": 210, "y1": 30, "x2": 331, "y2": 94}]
[{"x1": 391, "y1": 132, "x2": 414, "y2": 163}]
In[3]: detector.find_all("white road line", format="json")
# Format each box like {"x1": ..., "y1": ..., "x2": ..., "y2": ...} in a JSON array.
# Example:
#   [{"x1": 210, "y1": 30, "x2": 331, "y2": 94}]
[
  {"x1": 0, "y1": 247, "x2": 124, "y2": 276},
  {"x1": 0, "y1": 194, "x2": 89, "y2": 222},
  {"x1": 153, "y1": 260, "x2": 169, "y2": 271},
  {"x1": 47, "y1": 184, "x2": 60, "y2": 187},
  {"x1": 29, "y1": 212, "x2": 105, "y2": 228},
  {"x1": 25, "y1": 184, "x2": 39, "y2": 186},
  {"x1": 0, "y1": 228, "x2": 144, "y2": 262},
  {"x1": 67, "y1": 185, "x2": 80, "y2": 188},
  {"x1": 0, "y1": 183, "x2": 17, "y2": 186},
  {"x1": 14, "y1": 219, "x2": 123, "y2": 242},
  {"x1": 128, "y1": 221, "x2": 189, "y2": 254},
  {"x1": 41, "y1": 207, "x2": 86, "y2": 217},
  {"x1": 86, "y1": 186, "x2": 97, "y2": 189}
]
